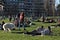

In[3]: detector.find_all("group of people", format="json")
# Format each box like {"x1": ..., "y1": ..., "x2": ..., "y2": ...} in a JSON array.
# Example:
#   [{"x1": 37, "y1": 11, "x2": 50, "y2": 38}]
[
  {"x1": 0, "y1": 12, "x2": 32, "y2": 32},
  {"x1": 0, "y1": 12, "x2": 53, "y2": 36}
]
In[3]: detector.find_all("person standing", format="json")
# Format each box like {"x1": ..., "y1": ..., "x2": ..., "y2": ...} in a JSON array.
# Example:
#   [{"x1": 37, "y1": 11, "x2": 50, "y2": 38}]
[{"x1": 18, "y1": 12, "x2": 25, "y2": 30}]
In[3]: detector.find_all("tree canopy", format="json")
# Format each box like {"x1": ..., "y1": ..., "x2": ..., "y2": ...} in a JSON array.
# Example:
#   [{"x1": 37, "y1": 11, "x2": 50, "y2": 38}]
[{"x1": 57, "y1": 4, "x2": 60, "y2": 8}]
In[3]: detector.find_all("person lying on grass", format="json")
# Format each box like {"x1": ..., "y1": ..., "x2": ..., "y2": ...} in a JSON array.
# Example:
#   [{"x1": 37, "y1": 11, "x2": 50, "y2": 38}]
[
  {"x1": 24, "y1": 26, "x2": 52, "y2": 36},
  {"x1": 24, "y1": 26, "x2": 44, "y2": 35},
  {"x1": 3, "y1": 23, "x2": 15, "y2": 32},
  {"x1": 41, "y1": 26, "x2": 52, "y2": 36}
]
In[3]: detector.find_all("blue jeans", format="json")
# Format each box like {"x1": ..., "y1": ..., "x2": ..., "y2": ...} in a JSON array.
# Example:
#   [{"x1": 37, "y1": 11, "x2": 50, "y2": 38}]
[{"x1": 18, "y1": 21, "x2": 25, "y2": 30}]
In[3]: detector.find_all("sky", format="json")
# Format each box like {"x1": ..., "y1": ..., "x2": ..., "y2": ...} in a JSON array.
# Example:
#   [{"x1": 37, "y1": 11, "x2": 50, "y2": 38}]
[
  {"x1": 55, "y1": 0, "x2": 59, "y2": 6},
  {"x1": 55, "y1": 0, "x2": 60, "y2": 9}
]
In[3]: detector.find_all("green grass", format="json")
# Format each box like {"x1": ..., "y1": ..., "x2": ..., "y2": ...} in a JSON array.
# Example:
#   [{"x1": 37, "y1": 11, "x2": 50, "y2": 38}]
[{"x1": 0, "y1": 18, "x2": 60, "y2": 40}]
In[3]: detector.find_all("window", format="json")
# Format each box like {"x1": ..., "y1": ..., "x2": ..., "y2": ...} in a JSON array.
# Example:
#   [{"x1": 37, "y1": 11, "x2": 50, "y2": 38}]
[
  {"x1": 13, "y1": 3, "x2": 16, "y2": 4},
  {"x1": 19, "y1": 3, "x2": 24, "y2": 5},
  {"x1": 10, "y1": 0, "x2": 12, "y2": 1},
  {"x1": 19, "y1": 0, "x2": 24, "y2": 1},
  {"x1": 13, "y1": 0, "x2": 15, "y2": 1}
]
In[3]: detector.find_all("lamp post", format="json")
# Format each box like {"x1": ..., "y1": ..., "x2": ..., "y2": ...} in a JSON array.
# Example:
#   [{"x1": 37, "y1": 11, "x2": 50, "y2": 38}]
[
  {"x1": 0, "y1": 5, "x2": 3, "y2": 16},
  {"x1": 52, "y1": 0, "x2": 55, "y2": 19}
]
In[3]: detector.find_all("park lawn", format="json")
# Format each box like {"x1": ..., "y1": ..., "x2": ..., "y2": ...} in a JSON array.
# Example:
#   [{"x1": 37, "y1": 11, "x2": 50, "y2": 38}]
[{"x1": 0, "y1": 19, "x2": 60, "y2": 40}]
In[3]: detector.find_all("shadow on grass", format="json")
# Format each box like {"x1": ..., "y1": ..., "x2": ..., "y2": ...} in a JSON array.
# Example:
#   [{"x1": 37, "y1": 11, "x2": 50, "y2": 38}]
[
  {"x1": 24, "y1": 31, "x2": 41, "y2": 36},
  {"x1": 44, "y1": 22, "x2": 56, "y2": 23},
  {"x1": 11, "y1": 31, "x2": 24, "y2": 34}
]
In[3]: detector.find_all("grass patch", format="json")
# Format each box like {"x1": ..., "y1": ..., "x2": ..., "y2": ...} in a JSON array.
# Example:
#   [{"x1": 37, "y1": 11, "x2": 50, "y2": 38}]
[{"x1": 0, "y1": 18, "x2": 60, "y2": 40}]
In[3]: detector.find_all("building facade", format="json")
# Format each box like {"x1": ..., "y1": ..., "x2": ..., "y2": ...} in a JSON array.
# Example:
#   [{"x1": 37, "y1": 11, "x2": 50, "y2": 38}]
[
  {"x1": 3, "y1": 0, "x2": 19, "y2": 15},
  {"x1": 33, "y1": 0, "x2": 46, "y2": 17},
  {"x1": 2, "y1": 0, "x2": 55, "y2": 17},
  {"x1": 24, "y1": 0, "x2": 34, "y2": 17}
]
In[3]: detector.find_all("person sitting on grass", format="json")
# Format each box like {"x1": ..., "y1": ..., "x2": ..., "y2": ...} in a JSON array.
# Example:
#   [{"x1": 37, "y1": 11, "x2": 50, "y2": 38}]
[
  {"x1": 3, "y1": 23, "x2": 15, "y2": 32},
  {"x1": 13, "y1": 18, "x2": 19, "y2": 27},
  {"x1": 1, "y1": 21, "x2": 5, "y2": 30},
  {"x1": 0, "y1": 23, "x2": 2, "y2": 30},
  {"x1": 9, "y1": 15, "x2": 12, "y2": 22},
  {"x1": 1, "y1": 21, "x2": 5, "y2": 26}
]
